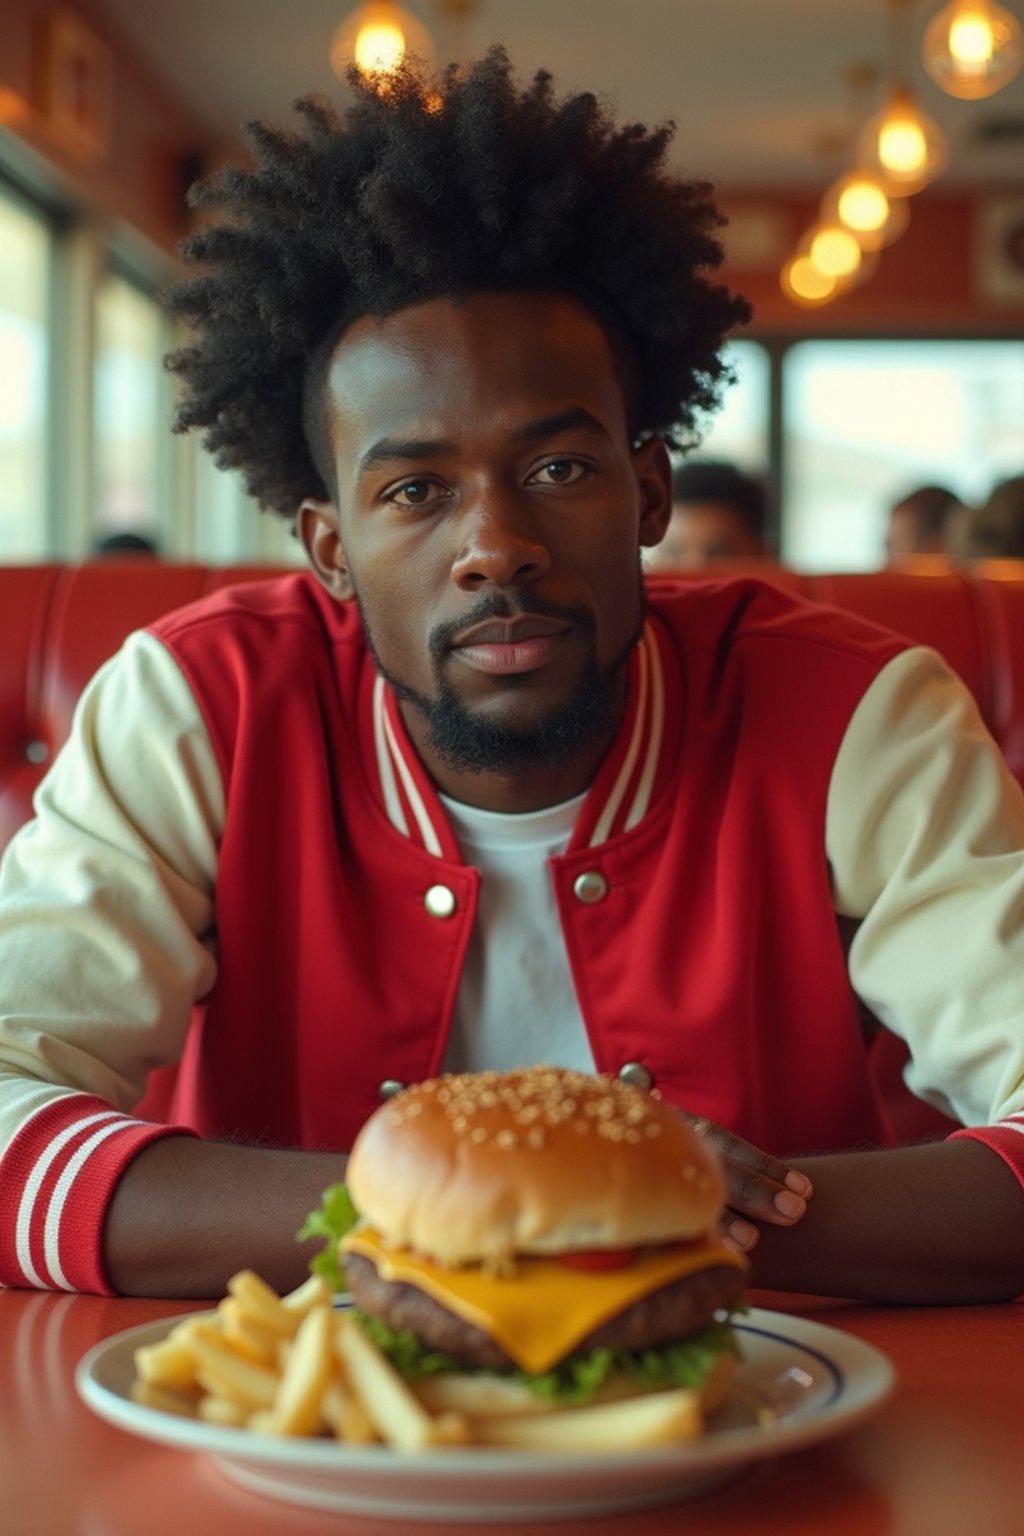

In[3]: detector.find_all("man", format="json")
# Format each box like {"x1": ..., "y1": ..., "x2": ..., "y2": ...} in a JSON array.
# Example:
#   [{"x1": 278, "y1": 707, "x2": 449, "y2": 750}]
[
  {"x1": 1, "y1": 51, "x2": 1023, "y2": 1303},
  {"x1": 883, "y1": 484, "x2": 961, "y2": 565},
  {"x1": 646, "y1": 459, "x2": 770, "y2": 568},
  {"x1": 961, "y1": 474, "x2": 1024, "y2": 559}
]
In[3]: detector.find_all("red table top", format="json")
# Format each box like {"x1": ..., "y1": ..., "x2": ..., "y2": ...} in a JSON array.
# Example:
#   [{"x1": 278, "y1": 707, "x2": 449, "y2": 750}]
[{"x1": 2, "y1": 1285, "x2": 1022, "y2": 1536}]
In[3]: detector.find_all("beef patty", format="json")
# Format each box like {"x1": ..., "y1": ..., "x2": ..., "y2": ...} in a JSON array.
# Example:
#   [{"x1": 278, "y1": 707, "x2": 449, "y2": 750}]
[{"x1": 344, "y1": 1250, "x2": 744, "y2": 1370}]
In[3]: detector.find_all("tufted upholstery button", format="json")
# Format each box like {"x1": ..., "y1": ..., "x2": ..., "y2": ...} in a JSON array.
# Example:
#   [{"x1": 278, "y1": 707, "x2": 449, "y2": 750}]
[
  {"x1": 573, "y1": 870, "x2": 608, "y2": 905},
  {"x1": 617, "y1": 1061, "x2": 653, "y2": 1090},
  {"x1": 378, "y1": 1079, "x2": 406, "y2": 1100},
  {"x1": 25, "y1": 741, "x2": 49, "y2": 765},
  {"x1": 424, "y1": 884, "x2": 457, "y2": 919}
]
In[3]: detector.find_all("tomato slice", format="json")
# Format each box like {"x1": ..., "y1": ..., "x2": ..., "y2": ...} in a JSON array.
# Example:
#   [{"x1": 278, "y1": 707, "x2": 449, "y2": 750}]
[
  {"x1": 556, "y1": 1246, "x2": 639, "y2": 1271},
  {"x1": 556, "y1": 1237, "x2": 705, "y2": 1271}
]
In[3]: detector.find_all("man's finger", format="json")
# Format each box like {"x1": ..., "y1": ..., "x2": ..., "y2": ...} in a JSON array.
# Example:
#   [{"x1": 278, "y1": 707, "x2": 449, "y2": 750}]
[
  {"x1": 725, "y1": 1157, "x2": 808, "y2": 1225},
  {"x1": 684, "y1": 1112, "x2": 812, "y2": 1223}
]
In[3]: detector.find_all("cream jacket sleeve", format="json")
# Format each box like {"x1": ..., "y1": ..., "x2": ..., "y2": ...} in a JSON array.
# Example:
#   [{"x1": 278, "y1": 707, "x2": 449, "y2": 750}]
[
  {"x1": 828, "y1": 645, "x2": 1024, "y2": 1130},
  {"x1": 0, "y1": 631, "x2": 221, "y2": 1290}
]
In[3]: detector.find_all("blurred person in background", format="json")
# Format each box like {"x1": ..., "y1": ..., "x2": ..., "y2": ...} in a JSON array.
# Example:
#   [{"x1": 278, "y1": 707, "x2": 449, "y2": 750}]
[
  {"x1": 645, "y1": 459, "x2": 771, "y2": 569},
  {"x1": 884, "y1": 484, "x2": 962, "y2": 566},
  {"x1": 959, "y1": 474, "x2": 1024, "y2": 561},
  {"x1": 92, "y1": 531, "x2": 161, "y2": 558}
]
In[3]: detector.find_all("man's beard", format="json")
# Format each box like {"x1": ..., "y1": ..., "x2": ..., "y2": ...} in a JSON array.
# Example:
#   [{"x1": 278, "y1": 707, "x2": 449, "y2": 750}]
[{"x1": 355, "y1": 587, "x2": 645, "y2": 776}]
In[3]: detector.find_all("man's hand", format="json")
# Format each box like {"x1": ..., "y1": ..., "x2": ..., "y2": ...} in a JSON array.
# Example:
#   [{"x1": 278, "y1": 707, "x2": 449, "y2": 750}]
[
  {"x1": 686, "y1": 1132, "x2": 1024, "y2": 1303},
  {"x1": 681, "y1": 1113, "x2": 812, "y2": 1253}
]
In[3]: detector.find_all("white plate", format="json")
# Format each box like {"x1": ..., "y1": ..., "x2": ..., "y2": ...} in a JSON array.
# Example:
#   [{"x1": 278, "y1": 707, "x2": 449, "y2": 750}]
[{"x1": 76, "y1": 1305, "x2": 894, "y2": 1522}]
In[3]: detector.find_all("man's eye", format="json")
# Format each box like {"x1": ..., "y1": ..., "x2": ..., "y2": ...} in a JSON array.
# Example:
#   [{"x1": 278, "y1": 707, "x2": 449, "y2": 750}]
[
  {"x1": 389, "y1": 480, "x2": 437, "y2": 506},
  {"x1": 532, "y1": 460, "x2": 586, "y2": 486}
]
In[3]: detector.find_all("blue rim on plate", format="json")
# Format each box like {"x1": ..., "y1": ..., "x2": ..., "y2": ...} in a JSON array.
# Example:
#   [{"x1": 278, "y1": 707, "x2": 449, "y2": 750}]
[{"x1": 76, "y1": 1304, "x2": 895, "y2": 1522}]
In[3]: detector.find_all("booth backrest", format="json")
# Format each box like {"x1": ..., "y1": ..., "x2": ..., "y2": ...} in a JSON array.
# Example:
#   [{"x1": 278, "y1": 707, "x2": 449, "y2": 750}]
[
  {"x1": 5, "y1": 558, "x2": 1024, "y2": 853},
  {"x1": 0, "y1": 562, "x2": 282, "y2": 852},
  {"x1": 3, "y1": 557, "x2": 1022, "y2": 1141}
]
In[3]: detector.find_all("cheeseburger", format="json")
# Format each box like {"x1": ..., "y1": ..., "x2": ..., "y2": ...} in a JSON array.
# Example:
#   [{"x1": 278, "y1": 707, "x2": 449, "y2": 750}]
[{"x1": 340, "y1": 1066, "x2": 747, "y2": 1412}]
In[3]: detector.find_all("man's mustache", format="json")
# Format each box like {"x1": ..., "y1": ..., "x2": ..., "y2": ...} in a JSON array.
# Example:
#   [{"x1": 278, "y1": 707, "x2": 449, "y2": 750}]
[{"x1": 428, "y1": 593, "x2": 596, "y2": 662}]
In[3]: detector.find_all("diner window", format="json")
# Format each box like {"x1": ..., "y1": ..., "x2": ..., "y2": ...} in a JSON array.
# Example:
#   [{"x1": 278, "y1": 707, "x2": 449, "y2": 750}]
[
  {"x1": 697, "y1": 339, "x2": 771, "y2": 473},
  {"x1": 0, "y1": 183, "x2": 52, "y2": 560},
  {"x1": 781, "y1": 339, "x2": 1024, "y2": 571},
  {"x1": 93, "y1": 271, "x2": 166, "y2": 546}
]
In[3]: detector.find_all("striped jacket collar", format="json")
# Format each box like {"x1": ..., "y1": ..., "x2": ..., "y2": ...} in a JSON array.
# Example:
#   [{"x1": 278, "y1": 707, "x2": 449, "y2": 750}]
[{"x1": 368, "y1": 616, "x2": 678, "y2": 861}]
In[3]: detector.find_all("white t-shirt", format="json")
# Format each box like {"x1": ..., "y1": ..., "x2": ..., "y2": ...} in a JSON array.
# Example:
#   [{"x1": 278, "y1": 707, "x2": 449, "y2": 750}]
[{"x1": 439, "y1": 790, "x2": 594, "y2": 1075}]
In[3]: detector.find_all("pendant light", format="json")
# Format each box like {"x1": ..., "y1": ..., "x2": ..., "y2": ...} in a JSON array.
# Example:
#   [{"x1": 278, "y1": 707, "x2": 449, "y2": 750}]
[
  {"x1": 922, "y1": 0, "x2": 1023, "y2": 98},
  {"x1": 330, "y1": 3, "x2": 435, "y2": 81},
  {"x1": 817, "y1": 65, "x2": 910, "y2": 258},
  {"x1": 820, "y1": 167, "x2": 911, "y2": 250},
  {"x1": 806, "y1": 223, "x2": 866, "y2": 282},
  {"x1": 859, "y1": 0, "x2": 950, "y2": 195},
  {"x1": 858, "y1": 84, "x2": 949, "y2": 193},
  {"x1": 780, "y1": 255, "x2": 839, "y2": 308}
]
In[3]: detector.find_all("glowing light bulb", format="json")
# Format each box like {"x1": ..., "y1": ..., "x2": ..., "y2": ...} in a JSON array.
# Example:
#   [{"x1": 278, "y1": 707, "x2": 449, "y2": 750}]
[
  {"x1": 821, "y1": 169, "x2": 911, "y2": 252},
  {"x1": 858, "y1": 86, "x2": 949, "y2": 195},
  {"x1": 809, "y1": 225, "x2": 863, "y2": 278},
  {"x1": 354, "y1": 20, "x2": 405, "y2": 72},
  {"x1": 781, "y1": 256, "x2": 837, "y2": 307},
  {"x1": 837, "y1": 177, "x2": 890, "y2": 232},
  {"x1": 923, "y1": 0, "x2": 1023, "y2": 98},
  {"x1": 950, "y1": 12, "x2": 995, "y2": 63},
  {"x1": 880, "y1": 116, "x2": 927, "y2": 175},
  {"x1": 822, "y1": 167, "x2": 914, "y2": 253},
  {"x1": 330, "y1": 5, "x2": 435, "y2": 85}
]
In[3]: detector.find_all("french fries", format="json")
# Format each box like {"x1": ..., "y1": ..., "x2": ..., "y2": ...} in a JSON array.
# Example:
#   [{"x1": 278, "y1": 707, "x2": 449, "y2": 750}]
[
  {"x1": 130, "y1": 1267, "x2": 709, "y2": 1453},
  {"x1": 130, "y1": 1270, "x2": 468, "y2": 1449},
  {"x1": 471, "y1": 1388, "x2": 702, "y2": 1451}
]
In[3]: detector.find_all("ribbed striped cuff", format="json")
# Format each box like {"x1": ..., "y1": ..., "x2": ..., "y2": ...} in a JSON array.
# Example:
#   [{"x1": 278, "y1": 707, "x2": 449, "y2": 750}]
[
  {"x1": 0, "y1": 1092, "x2": 196, "y2": 1294},
  {"x1": 949, "y1": 1115, "x2": 1024, "y2": 1191}
]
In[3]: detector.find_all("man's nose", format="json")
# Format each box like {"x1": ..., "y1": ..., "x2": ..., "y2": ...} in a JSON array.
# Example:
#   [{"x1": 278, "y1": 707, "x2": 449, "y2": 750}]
[{"x1": 450, "y1": 492, "x2": 552, "y2": 590}]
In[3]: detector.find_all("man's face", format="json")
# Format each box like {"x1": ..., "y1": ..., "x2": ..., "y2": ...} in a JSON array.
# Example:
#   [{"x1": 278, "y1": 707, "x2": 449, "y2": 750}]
[
  {"x1": 301, "y1": 292, "x2": 670, "y2": 808},
  {"x1": 646, "y1": 502, "x2": 763, "y2": 569},
  {"x1": 885, "y1": 504, "x2": 932, "y2": 564}
]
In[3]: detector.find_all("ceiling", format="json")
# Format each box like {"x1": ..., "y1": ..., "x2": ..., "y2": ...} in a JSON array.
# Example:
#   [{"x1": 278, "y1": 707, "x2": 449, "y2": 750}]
[{"x1": 92, "y1": 0, "x2": 1024, "y2": 190}]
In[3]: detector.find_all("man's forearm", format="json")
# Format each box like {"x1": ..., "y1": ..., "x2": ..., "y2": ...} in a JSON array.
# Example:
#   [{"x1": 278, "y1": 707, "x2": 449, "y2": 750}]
[
  {"x1": 746, "y1": 1138, "x2": 1024, "y2": 1303},
  {"x1": 104, "y1": 1132, "x2": 1024, "y2": 1305},
  {"x1": 104, "y1": 1136, "x2": 347, "y2": 1298}
]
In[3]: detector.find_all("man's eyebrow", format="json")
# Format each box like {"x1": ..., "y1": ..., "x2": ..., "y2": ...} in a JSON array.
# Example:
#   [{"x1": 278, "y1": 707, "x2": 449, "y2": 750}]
[
  {"x1": 511, "y1": 408, "x2": 609, "y2": 444},
  {"x1": 358, "y1": 437, "x2": 457, "y2": 473},
  {"x1": 357, "y1": 408, "x2": 607, "y2": 474}
]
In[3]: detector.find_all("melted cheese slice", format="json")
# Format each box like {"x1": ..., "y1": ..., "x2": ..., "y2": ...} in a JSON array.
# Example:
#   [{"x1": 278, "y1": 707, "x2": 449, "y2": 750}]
[{"x1": 341, "y1": 1227, "x2": 744, "y2": 1375}]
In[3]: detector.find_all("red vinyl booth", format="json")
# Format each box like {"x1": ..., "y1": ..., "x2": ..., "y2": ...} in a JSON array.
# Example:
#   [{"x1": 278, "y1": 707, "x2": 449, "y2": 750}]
[{"x1": 4, "y1": 558, "x2": 1024, "y2": 1143}]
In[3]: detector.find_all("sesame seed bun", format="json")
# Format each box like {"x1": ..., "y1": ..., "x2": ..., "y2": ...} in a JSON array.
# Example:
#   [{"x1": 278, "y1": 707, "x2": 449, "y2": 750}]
[{"x1": 346, "y1": 1066, "x2": 727, "y2": 1265}]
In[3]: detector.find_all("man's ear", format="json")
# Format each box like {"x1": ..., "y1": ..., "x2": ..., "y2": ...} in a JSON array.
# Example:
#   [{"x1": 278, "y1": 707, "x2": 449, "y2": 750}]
[
  {"x1": 632, "y1": 438, "x2": 673, "y2": 549},
  {"x1": 296, "y1": 499, "x2": 353, "y2": 600}
]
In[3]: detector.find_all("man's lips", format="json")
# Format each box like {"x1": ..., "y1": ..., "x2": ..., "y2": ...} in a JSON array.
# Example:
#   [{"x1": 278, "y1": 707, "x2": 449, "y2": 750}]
[{"x1": 448, "y1": 615, "x2": 573, "y2": 676}]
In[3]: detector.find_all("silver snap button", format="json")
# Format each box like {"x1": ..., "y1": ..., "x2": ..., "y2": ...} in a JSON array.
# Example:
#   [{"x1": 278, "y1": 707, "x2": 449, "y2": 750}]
[
  {"x1": 379, "y1": 1079, "x2": 406, "y2": 1100},
  {"x1": 25, "y1": 740, "x2": 49, "y2": 765},
  {"x1": 424, "y1": 884, "x2": 457, "y2": 919},
  {"x1": 573, "y1": 871, "x2": 608, "y2": 905},
  {"x1": 617, "y1": 1062, "x2": 653, "y2": 1090}
]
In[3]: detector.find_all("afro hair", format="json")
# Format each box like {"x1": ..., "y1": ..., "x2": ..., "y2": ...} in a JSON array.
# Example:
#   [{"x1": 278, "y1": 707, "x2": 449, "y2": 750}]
[{"x1": 165, "y1": 46, "x2": 750, "y2": 519}]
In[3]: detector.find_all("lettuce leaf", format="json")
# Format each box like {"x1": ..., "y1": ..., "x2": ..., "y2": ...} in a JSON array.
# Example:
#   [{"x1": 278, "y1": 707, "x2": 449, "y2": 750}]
[
  {"x1": 510, "y1": 1317, "x2": 740, "y2": 1404},
  {"x1": 356, "y1": 1311, "x2": 466, "y2": 1379},
  {"x1": 351, "y1": 1309, "x2": 742, "y2": 1406},
  {"x1": 296, "y1": 1183, "x2": 360, "y2": 1292}
]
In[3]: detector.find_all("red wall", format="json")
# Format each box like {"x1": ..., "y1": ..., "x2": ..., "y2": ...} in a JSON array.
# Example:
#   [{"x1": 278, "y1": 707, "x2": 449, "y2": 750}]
[
  {"x1": 0, "y1": 0, "x2": 216, "y2": 255},
  {"x1": 2, "y1": 2, "x2": 1022, "y2": 332},
  {"x1": 720, "y1": 188, "x2": 1024, "y2": 336}
]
